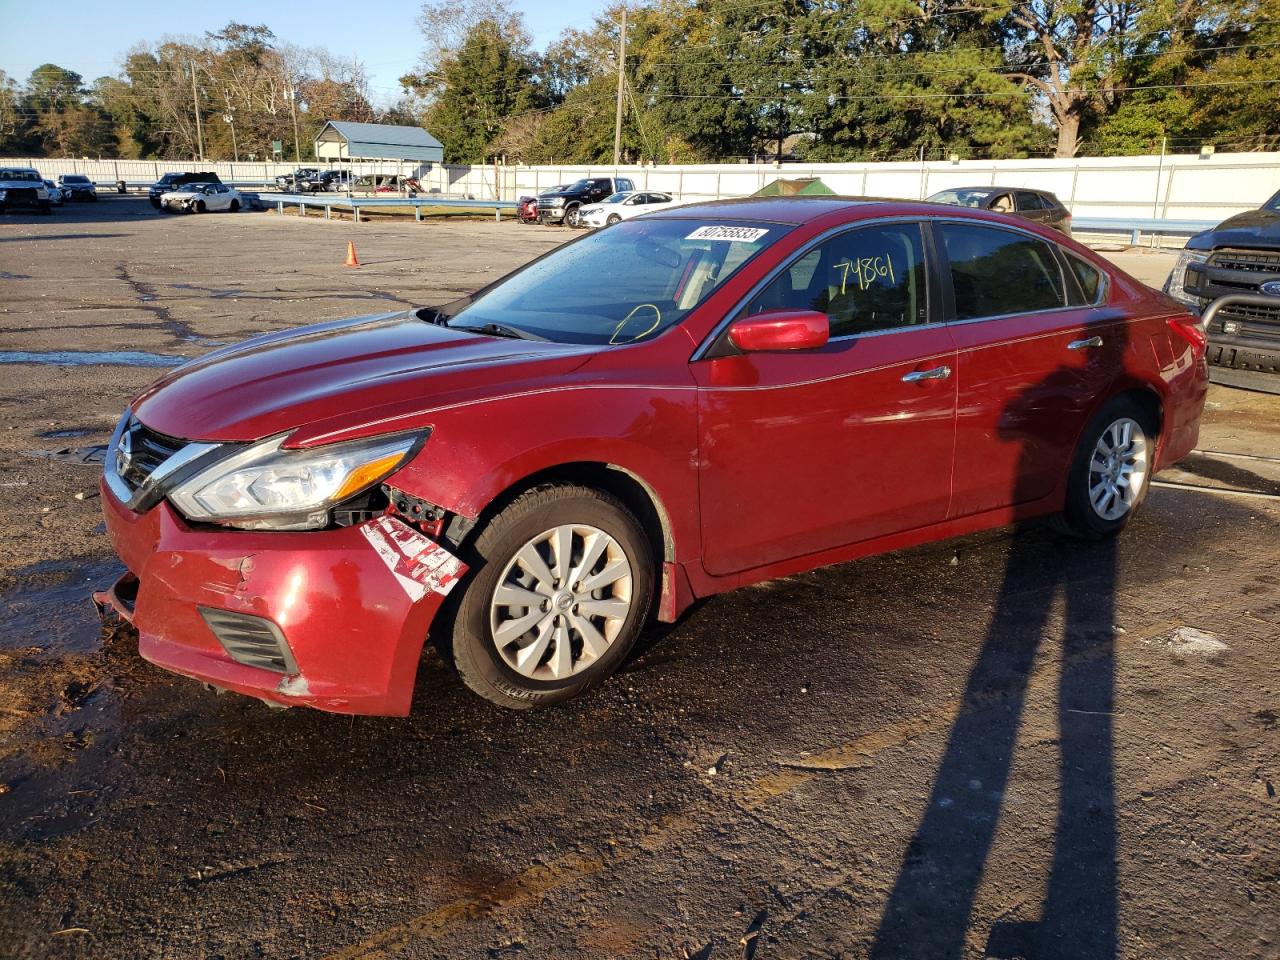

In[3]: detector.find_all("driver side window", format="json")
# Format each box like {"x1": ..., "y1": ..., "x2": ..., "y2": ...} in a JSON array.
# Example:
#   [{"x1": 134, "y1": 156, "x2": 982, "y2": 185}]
[{"x1": 746, "y1": 223, "x2": 929, "y2": 337}]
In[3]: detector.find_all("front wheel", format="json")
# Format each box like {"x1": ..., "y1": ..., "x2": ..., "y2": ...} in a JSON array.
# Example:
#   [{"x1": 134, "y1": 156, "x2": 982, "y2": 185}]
[
  {"x1": 564, "y1": 204, "x2": 582, "y2": 228},
  {"x1": 447, "y1": 484, "x2": 655, "y2": 709},
  {"x1": 229, "y1": 199, "x2": 240, "y2": 212},
  {"x1": 1055, "y1": 396, "x2": 1156, "y2": 539},
  {"x1": 606, "y1": 213, "x2": 622, "y2": 225},
  {"x1": 194, "y1": 200, "x2": 206, "y2": 213}
]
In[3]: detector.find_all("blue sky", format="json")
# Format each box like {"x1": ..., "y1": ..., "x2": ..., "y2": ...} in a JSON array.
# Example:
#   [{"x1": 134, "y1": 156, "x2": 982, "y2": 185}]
[{"x1": 0, "y1": 0, "x2": 604, "y2": 106}]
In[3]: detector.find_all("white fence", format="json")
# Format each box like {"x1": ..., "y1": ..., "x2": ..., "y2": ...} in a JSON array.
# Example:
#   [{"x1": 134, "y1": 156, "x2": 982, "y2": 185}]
[
  {"x1": 490, "y1": 153, "x2": 1280, "y2": 224},
  {"x1": 5, "y1": 151, "x2": 1278, "y2": 222}
]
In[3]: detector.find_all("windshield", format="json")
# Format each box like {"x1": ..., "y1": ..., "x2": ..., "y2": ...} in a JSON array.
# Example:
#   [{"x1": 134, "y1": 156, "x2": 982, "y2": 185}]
[
  {"x1": 603, "y1": 193, "x2": 630, "y2": 203},
  {"x1": 1, "y1": 170, "x2": 41, "y2": 182},
  {"x1": 445, "y1": 218, "x2": 787, "y2": 345},
  {"x1": 63, "y1": 175, "x2": 89, "y2": 183},
  {"x1": 564, "y1": 179, "x2": 594, "y2": 192},
  {"x1": 929, "y1": 188, "x2": 994, "y2": 208},
  {"x1": 1265, "y1": 190, "x2": 1280, "y2": 212}
]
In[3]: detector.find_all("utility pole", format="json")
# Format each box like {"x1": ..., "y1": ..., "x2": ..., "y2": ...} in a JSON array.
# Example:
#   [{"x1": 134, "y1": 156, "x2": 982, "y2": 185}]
[
  {"x1": 190, "y1": 62, "x2": 205, "y2": 161},
  {"x1": 287, "y1": 79, "x2": 302, "y2": 163},
  {"x1": 613, "y1": 6, "x2": 627, "y2": 165}
]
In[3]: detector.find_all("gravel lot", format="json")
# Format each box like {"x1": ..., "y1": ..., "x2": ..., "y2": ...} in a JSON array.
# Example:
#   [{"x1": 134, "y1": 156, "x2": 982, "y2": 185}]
[{"x1": 1, "y1": 198, "x2": 1278, "y2": 960}]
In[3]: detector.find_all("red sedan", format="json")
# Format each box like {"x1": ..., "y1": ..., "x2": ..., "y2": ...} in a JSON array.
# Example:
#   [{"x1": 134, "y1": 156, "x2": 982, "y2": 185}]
[{"x1": 97, "y1": 198, "x2": 1208, "y2": 714}]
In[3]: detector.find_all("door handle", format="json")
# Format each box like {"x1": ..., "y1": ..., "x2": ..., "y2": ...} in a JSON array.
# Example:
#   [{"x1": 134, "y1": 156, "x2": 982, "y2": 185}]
[
  {"x1": 1068, "y1": 335, "x2": 1104, "y2": 350},
  {"x1": 902, "y1": 365, "x2": 952, "y2": 383}
]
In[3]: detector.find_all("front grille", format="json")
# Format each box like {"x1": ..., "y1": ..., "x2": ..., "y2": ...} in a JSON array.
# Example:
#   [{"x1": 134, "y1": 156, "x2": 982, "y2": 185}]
[
  {"x1": 5, "y1": 188, "x2": 37, "y2": 202},
  {"x1": 117, "y1": 416, "x2": 185, "y2": 491},
  {"x1": 1210, "y1": 249, "x2": 1280, "y2": 274},
  {"x1": 1216, "y1": 301, "x2": 1280, "y2": 325},
  {"x1": 199, "y1": 607, "x2": 298, "y2": 674}
]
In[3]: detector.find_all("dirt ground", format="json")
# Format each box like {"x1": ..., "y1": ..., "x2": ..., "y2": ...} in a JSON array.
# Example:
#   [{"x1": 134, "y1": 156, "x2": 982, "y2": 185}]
[{"x1": 0, "y1": 198, "x2": 1278, "y2": 960}]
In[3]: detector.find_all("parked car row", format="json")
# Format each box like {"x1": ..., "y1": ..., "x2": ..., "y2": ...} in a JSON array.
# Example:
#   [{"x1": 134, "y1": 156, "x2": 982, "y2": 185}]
[
  {"x1": 1, "y1": 167, "x2": 102, "y2": 214},
  {"x1": 518, "y1": 178, "x2": 678, "y2": 229}
]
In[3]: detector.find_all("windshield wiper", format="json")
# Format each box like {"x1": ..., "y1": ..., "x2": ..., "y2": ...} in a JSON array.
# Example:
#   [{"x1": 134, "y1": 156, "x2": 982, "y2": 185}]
[{"x1": 452, "y1": 322, "x2": 548, "y2": 342}]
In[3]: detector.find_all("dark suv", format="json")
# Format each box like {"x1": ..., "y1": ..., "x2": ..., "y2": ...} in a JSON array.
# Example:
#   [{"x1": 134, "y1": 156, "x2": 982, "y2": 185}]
[
  {"x1": 149, "y1": 172, "x2": 222, "y2": 208},
  {"x1": 1164, "y1": 189, "x2": 1280, "y2": 393},
  {"x1": 536, "y1": 177, "x2": 636, "y2": 227},
  {"x1": 276, "y1": 167, "x2": 321, "y2": 191},
  {"x1": 927, "y1": 186, "x2": 1072, "y2": 237}
]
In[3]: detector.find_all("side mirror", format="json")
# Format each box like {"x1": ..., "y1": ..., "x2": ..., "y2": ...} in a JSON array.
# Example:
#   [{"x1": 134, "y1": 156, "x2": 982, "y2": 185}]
[{"x1": 727, "y1": 309, "x2": 829, "y2": 353}]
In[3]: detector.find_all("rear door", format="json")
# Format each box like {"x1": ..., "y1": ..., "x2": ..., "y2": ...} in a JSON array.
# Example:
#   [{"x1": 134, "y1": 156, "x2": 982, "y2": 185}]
[
  {"x1": 938, "y1": 220, "x2": 1128, "y2": 518},
  {"x1": 1017, "y1": 192, "x2": 1060, "y2": 229},
  {"x1": 694, "y1": 220, "x2": 958, "y2": 575}
]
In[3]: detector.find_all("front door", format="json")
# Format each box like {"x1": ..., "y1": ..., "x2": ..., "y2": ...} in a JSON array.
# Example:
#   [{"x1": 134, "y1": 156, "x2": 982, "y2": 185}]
[{"x1": 693, "y1": 221, "x2": 958, "y2": 577}]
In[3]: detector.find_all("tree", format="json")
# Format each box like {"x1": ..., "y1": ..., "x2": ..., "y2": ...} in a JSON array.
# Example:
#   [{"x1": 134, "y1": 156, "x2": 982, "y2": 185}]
[
  {"x1": 403, "y1": 3, "x2": 544, "y2": 161},
  {"x1": 0, "y1": 70, "x2": 33, "y2": 153}
]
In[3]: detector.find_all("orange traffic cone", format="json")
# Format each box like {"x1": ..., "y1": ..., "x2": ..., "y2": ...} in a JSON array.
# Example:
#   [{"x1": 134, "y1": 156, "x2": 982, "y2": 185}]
[{"x1": 344, "y1": 241, "x2": 360, "y2": 268}]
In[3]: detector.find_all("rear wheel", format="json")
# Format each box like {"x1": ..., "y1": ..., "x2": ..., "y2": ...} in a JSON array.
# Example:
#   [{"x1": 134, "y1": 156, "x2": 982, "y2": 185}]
[
  {"x1": 447, "y1": 484, "x2": 654, "y2": 709},
  {"x1": 1055, "y1": 396, "x2": 1156, "y2": 539}
]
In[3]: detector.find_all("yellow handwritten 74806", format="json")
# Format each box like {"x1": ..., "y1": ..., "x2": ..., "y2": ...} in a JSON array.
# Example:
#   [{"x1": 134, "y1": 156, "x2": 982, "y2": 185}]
[{"x1": 835, "y1": 255, "x2": 896, "y2": 294}]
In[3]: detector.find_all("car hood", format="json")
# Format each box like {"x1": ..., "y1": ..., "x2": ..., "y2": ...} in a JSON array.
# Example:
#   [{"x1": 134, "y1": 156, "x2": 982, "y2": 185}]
[
  {"x1": 131, "y1": 311, "x2": 596, "y2": 445},
  {"x1": 1187, "y1": 207, "x2": 1280, "y2": 251}
]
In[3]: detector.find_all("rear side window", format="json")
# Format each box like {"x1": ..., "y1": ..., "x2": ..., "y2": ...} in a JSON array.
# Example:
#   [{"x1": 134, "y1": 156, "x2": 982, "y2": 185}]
[
  {"x1": 1067, "y1": 254, "x2": 1106, "y2": 305},
  {"x1": 940, "y1": 223, "x2": 1067, "y2": 320},
  {"x1": 1015, "y1": 191, "x2": 1045, "y2": 211}
]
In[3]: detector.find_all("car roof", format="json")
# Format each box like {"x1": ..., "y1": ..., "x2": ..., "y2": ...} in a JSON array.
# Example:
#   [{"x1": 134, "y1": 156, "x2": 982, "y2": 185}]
[
  {"x1": 935, "y1": 185, "x2": 1056, "y2": 196},
  {"x1": 640, "y1": 196, "x2": 951, "y2": 225}
]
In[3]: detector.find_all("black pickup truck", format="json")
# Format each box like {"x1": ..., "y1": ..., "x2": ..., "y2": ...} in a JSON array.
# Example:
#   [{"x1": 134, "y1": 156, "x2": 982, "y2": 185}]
[
  {"x1": 1165, "y1": 189, "x2": 1280, "y2": 393},
  {"x1": 536, "y1": 176, "x2": 635, "y2": 227}
]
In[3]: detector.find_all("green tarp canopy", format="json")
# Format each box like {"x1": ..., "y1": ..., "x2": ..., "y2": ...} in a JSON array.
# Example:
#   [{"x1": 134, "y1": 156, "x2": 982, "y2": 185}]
[{"x1": 753, "y1": 177, "x2": 836, "y2": 197}]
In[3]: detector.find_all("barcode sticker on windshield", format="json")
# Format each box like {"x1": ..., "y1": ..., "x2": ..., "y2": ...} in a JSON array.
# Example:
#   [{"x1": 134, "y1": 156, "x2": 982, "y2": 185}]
[{"x1": 685, "y1": 225, "x2": 769, "y2": 243}]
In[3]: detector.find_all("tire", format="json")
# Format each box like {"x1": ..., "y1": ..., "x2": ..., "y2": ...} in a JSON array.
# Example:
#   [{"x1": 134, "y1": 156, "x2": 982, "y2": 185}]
[
  {"x1": 89, "y1": 193, "x2": 98, "y2": 202},
  {"x1": 1054, "y1": 395, "x2": 1157, "y2": 539},
  {"x1": 229, "y1": 199, "x2": 240, "y2": 212},
  {"x1": 606, "y1": 213, "x2": 621, "y2": 225},
  {"x1": 447, "y1": 484, "x2": 655, "y2": 709},
  {"x1": 150, "y1": 198, "x2": 161, "y2": 209},
  {"x1": 194, "y1": 200, "x2": 206, "y2": 213},
  {"x1": 564, "y1": 204, "x2": 582, "y2": 228},
  {"x1": 39, "y1": 202, "x2": 52, "y2": 215}
]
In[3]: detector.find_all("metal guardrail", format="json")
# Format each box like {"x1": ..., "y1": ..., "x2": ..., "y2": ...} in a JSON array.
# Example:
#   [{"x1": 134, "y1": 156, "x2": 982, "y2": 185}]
[
  {"x1": 1071, "y1": 216, "x2": 1215, "y2": 245},
  {"x1": 262, "y1": 192, "x2": 519, "y2": 223}
]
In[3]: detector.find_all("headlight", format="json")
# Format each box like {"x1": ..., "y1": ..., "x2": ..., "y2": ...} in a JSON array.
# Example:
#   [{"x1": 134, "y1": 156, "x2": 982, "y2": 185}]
[
  {"x1": 168, "y1": 432, "x2": 423, "y2": 530},
  {"x1": 0, "y1": 190, "x2": 7, "y2": 200},
  {"x1": 1165, "y1": 250, "x2": 1208, "y2": 306},
  {"x1": 552, "y1": 197, "x2": 565, "y2": 206}
]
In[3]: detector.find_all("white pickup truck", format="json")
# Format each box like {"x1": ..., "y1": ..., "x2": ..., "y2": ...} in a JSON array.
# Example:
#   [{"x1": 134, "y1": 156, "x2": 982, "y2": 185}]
[{"x1": 0, "y1": 167, "x2": 53, "y2": 215}]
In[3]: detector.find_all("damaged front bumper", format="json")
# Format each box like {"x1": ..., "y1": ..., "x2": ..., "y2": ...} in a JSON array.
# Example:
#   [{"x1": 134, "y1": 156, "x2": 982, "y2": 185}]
[{"x1": 99, "y1": 481, "x2": 466, "y2": 715}]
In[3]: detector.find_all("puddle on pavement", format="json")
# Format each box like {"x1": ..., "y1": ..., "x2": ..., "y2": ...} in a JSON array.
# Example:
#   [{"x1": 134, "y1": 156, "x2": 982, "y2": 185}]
[
  {"x1": 0, "y1": 559, "x2": 130, "y2": 841},
  {"x1": 37, "y1": 427, "x2": 100, "y2": 439},
  {"x1": 0, "y1": 350, "x2": 186, "y2": 367},
  {"x1": 1, "y1": 558, "x2": 121, "y2": 655},
  {"x1": 24, "y1": 445, "x2": 107, "y2": 465}
]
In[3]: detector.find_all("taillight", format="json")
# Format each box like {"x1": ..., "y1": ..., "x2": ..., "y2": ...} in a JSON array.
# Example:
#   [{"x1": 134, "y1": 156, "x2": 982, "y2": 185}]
[{"x1": 1168, "y1": 314, "x2": 1207, "y2": 357}]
